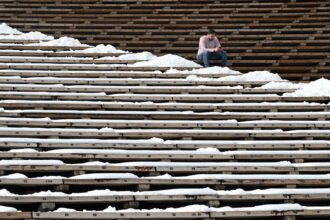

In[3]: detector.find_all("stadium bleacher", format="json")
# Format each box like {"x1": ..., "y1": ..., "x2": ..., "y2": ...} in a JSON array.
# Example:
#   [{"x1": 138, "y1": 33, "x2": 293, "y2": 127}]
[
  {"x1": 0, "y1": 28, "x2": 328, "y2": 219},
  {"x1": 0, "y1": 1, "x2": 329, "y2": 219}
]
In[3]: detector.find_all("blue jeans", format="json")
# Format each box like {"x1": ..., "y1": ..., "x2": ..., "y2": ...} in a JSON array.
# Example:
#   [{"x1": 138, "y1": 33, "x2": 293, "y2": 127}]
[{"x1": 197, "y1": 50, "x2": 228, "y2": 67}]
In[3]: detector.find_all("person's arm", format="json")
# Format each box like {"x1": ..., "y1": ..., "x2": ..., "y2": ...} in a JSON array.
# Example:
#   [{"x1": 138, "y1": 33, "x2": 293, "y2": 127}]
[
  {"x1": 213, "y1": 37, "x2": 222, "y2": 52},
  {"x1": 199, "y1": 37, "x2": 214, "y2": 52},
  {"x1": 215, "y1": 37, "x2": 222, "y2": 48}
]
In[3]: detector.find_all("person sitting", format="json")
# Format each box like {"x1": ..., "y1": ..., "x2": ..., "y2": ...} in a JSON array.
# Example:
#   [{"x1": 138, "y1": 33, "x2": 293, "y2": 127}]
[{"x1": 197, "y1": 29, "x2": 228, "y2": 67}]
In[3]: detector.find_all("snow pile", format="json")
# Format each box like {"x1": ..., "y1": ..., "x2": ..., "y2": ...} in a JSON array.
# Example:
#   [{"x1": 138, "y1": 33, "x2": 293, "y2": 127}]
[
  {"x1": 8, "y1": 148, "x2": 38, "y2": 153},
  {"x1": 165, "y1": 66, "x2": 241, "y2": 75},
  {"x1": 98, "y1": 127, "x2": 115, "y2": 132},
  {"x1": 54, "y1": 208, "x2": 77, "y2": 212},
  {"x1": 73, "y1": 44, "x2": 128, "y2": 53},
  {"x1": 0, "y1": 159, "x2": 64, "y2": 165},
  {"x1": 28, "y1": 37, "x2": 89, "y2": 47},
  {"x1": 51, "y1": 203, "x2": 306, "y2": 213},
  {"x1": 0, "y1": 205, "x2": 18, "y2": 212},
  {"x1": 259, "y1": 81, "x2": 305, "y2": 89},
  {"x1": 99, "y1": 51, "x2": 156, "y2": 61},
  {"x1": 0, "y1": 31, "x2": 54, "y2": 40},
  {"x1": 187, "y1": 71, "x2": 284, "y2": 82},
  {"x1": 74, "y1": 161, "x2": 293, "y2": 167},
  {"x1": 195, "y1": 147, "x2": 221, "y2": 154},
  {"x1": 4, "y1": 187, "x2": 330, "y2": 198},
  {"x1": 44, "y1": 147, "x2": 216, "y2": 156},
  {"x1": 70, "y1": 173, "x2": 138, "y2": 179},
  {"x1": 283, "y1": 78, "x2": 330, "y2": 97},
  {"x1": 0, "y1": 23, "x2": 22, "y2": 34},
  {"x1": 31, "y1": 190, "x2": 66, "y2": 197},
  {"x1": 129, "y1": 54, "x2": 202, "y2": 68},
  {"x1": 0, "y1": 137, "x2": 165, "y2": 145},
  {"x1": 0, "y1": 173, "x2": 28, "y2": 179},
  {"x1": 34, "y1": 175, "x2": 65, "y2": 179},
  {"x1": 217, "y1": 71, "x2": 283, "y2": 81},
  {"x1": 0, "y1": 189, "x2": 14, "y2": 196}
]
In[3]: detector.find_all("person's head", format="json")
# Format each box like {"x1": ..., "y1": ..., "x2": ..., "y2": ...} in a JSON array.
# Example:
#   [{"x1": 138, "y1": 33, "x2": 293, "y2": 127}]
[{"x1": 207, "y1": 29, "x2": 216, "y2": 40}]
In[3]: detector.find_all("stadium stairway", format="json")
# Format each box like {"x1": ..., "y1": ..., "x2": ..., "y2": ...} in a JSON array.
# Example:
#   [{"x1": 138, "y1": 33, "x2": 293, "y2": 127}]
[
  {"x1": 0, "y1": 27, "x2": 329, "y2": 219},
  {"x1": 1, "y1": 0, "x2": 330, "y2": 80},
  {"x1": 0, "y1": 26, "x2": 330, "y2": 220}
]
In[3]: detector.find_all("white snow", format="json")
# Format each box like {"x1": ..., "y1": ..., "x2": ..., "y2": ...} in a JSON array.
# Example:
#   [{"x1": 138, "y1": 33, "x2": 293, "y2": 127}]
[
  {"x1": 5, "y1": 187, "x2": 330, "y2": 197},
  {"x1": 0, "y1": 137, "x2": 166, "y2": 144},
  {"x1": 98, "y1": 127, "x2": 115, "y2": 132},
  {"x1": 5, "y1": 172, "x2": 330, "y2": 181},
  {"x1": 0, "y1": 189, "x2": 14, "y2": 196},
  {"x1": 284, "y1": 78, "x2": 330, "y2": 97},
  {"x1": 259, "y1": 78, "x2": 330, "y2": 97},
  {"x1": 0, "y1": 159, "x2": 64, "y2": 165},
  {"x1": 259, "y1": 81, "x2": 305, "y2": 89},
  {"x1": 0, "y1": 23, "x2": 22, "y2": 35},
  {"x1": 0, "y1": 173, "x2": 28, "y2": 179},
  {"x1": 224, "y1": 150, "x2": 330, "y2": 155},
  {"x1": 0, "y1": 205, "x2": 18, "y2": 212},
  {"x1": 53, "y1": 208, "x2": 77, "y2": 212},
  {"x1": 165, "y1": 66, "x2": 241, "y2": 75},
  {"x1": 75, "y1": 161, "x2": 293, "y2": 167},
  {"x1": 0, "y1": 91, "x2": 106, "y2": 96},
  {"x1": 43, "y1": 148, "x2": 221, "y2": 155},
  {"x1": 0, "y1": 137, "x2": 329, "y2": 146},
  {"x1": 187, "y1": 71, "x2": 284, "y2": 82},
  {"x1": 8, "y1": 148, "x2": 38, "y2": 153},
  {"x1": 98, "y1": 51, "x2": 156, "y2": 61},
  {"x1": 28, "y1": 36, "x2": 89, "y2": 47},
  {"x1": 153, "y1": 173, "x2": 330, "y2": 180},
  {"x1": 70, "y1": 173, "x2": 138, "y2": 179},
  {"x1": 5, "y1": 148, "x2": 330, "y2": 157},
  {"x1": 50, "y1": 203, "x2": 311, "y2": 213},
  {"x1": 30, "y1": 190, "x2": 66, "y2": 197},
  {"x1": 71, "y1": 44, "x2": 128, "y2": 53},
  {"x1": 0, "y1": 31, "x2": 54, "y2": 41},
  {"x1": 33, "y1": 175, "x2": 65, "y2": 179},
  {"x1": 129, "y1": 54, "x2": 202, "y2": 68}
]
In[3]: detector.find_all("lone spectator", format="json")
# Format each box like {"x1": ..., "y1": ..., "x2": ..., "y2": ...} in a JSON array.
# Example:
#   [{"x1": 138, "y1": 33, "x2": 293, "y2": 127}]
[{"x1": 197, "y1": 29, "x2": 228, "y2": 67}]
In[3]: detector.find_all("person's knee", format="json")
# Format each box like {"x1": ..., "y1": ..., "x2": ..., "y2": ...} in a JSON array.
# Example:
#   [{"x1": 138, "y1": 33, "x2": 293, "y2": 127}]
[
  {"x1": 197, "y1": 51, "x2": 208, "y2": 60},
  {"x1": 202, "y1": 51, "x2": 209, "y2": 57}
]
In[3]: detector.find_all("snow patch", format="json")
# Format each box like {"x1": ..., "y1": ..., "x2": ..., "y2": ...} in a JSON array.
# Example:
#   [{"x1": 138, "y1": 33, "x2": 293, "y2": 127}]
[
  {"x1": 53, "y1": 208, "x2": 77, "y2": 212},
  {"x1": 0, "y1": 31, "x2": 54, "y2": 40},
  {"x1": 98, "y1": 127, "x2": 115, "y2": 132},
  {"x1": 129, "y1": 54, "x2": 202, "y2": 68},
  {"x1": 0, "y1": 159, "x2": 64, "y2": 165},
  {"x1": 165, "y1": 66, "x2": 241, "y2": 75},
  {"x1": 259, "y1": 81, "x2": 306, "y2": 89},
  {"x1": 28, "y1": 37, "x2": 89, "y2": 47},
  {"x1": 73, "y1": 44, "x2": 128, "y2": 53},
  {"x1": 99, "y1": 51, "x2": 156, "y2": 60},
  {"x1": 0, "y1": 23, "x2": 22, "y2": 34},
  {"x1": 8, "y1": 148, "x2": 38, "y2": 153},
  {"x1": 187, "y1": 71, "x2": 283, "y2": 82},
  {"x1": 0, "y1": 173, "x2": 28, "y2": 179},
  {"x1": 70, "y1": 173, "x2": 138, "y2": 179},
  {"x1": 0, "y1": 205, "x2": 18, "y2": 212},
  {"x1": 52, "y1": 203, "x2": 306, "y2": 213},
  {"x1": 284, "y1": 78, "x2": 330, "y2": 97}
]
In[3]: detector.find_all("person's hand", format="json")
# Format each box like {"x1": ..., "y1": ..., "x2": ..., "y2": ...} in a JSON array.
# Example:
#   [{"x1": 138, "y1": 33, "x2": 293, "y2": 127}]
[{"x1": 214, "y1": 47, "x2": 222, "y2": 52}]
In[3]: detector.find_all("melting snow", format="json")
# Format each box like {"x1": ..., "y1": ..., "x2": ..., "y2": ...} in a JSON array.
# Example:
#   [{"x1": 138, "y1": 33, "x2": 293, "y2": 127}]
[
  {"x1": 28, "y1": 36, "x2": 89, "y2": 47},
  {"x1": 129, "y1": 54, "x2": 202, "y2": 68},
  {"x1": 0, "y1": 23, "x2": 22, "y2": 34}
]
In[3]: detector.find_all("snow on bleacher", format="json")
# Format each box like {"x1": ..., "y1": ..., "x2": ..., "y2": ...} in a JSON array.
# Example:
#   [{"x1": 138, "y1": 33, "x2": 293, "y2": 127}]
[{"x1": 0, "y1": 23, "x2": 22, "y2": 35}]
